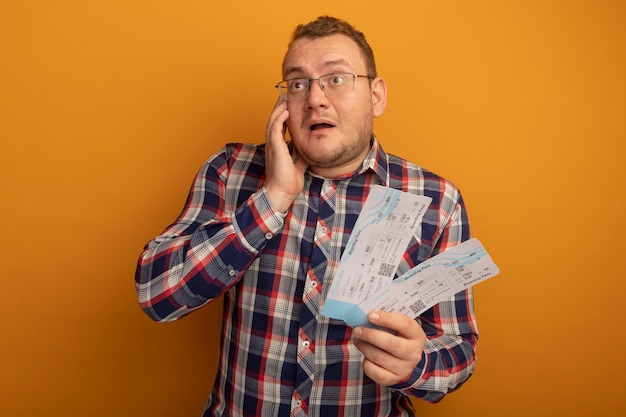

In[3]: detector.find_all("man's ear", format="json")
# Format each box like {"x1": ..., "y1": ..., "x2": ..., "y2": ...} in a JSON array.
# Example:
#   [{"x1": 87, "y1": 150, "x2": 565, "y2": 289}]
[{"x1": 371, "y1": 77, "x2": 387, "y2": 118}]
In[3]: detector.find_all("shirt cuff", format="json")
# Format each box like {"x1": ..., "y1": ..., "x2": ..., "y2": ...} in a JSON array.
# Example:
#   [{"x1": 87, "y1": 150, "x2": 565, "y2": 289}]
[
  {"x1": 387, "y1": 350, "x2": 428, "y2": 391},
  {"x1": 232, "y1": 186, "x2": 286, "y2": 252}
]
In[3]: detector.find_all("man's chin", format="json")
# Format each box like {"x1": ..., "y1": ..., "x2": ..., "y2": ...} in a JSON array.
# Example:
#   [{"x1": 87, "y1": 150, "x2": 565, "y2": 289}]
[{"x1": 298, "y1": 148, "x2": 348, "y2": 169}]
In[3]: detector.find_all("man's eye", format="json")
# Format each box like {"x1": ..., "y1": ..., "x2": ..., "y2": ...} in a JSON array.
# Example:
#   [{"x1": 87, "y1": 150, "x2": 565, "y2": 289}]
[
  {"x1": 290, "y1": 80, "x2": 307, "y2": 91},
  {"x1": 329, "y1": 75, "x2": 345, "y2": 86}
]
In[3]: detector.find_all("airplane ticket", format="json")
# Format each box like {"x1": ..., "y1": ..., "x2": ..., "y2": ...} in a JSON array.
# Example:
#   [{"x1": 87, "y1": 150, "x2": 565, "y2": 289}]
[
  {"x1": 321, "y1": 185, "x2": 432, "y2": 320},
  {"x1": 341, "y1": 238, "x2": 500, "y2": 328}
]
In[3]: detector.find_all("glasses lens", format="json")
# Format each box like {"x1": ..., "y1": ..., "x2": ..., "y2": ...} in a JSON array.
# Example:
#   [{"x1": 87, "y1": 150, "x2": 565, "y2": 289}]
[
  {"x1": 322, "y1": 73, "x2": 348, "y2": 90},
  {"x1": 276, "y1": 73, "x2": 357, "y2": 101}
]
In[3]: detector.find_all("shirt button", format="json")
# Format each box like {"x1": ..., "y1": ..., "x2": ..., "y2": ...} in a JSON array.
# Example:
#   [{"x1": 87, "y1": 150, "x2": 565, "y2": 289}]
[
  {"x1": 265, "y1": 232, "x2": 274, "y2": 240},
  {"x1": 295, "y1": 399, "x2": 302, "y2": 407},
  {"x1": 228, "y1": 269, "x2": 236, "y2": 277},
  {"x1": 310, "y1": 281, "x2": 317, "y2": 288},
  {"x1": 302, "y1": 340, "x2": 310, "y2": 349}
]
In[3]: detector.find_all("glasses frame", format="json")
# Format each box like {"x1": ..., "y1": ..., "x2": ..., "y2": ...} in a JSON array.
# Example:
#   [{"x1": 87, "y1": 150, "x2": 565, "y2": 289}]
[{"x1": 275, "y1": 72, "x2": 374, "y2": 101}]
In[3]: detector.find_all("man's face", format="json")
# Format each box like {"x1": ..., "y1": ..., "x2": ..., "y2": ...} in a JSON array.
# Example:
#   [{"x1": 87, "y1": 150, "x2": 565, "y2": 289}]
[{"x1": 282, "y1": 34, "x2": 386, "y2": 178}]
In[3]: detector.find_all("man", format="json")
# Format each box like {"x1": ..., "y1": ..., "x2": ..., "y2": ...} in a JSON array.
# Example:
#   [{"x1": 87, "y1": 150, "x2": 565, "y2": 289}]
[{"x1": 136, "y1": 16, "x2": 478, "y2": 417}]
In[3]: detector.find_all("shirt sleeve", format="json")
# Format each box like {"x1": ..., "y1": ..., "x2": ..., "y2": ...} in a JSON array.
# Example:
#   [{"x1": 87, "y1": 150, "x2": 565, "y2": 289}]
[
  {"x1": 389, "y1": 186, "x2": 479, "y2": 402},
  {"x1": 135, "y1": 146, "x2": 285, "y2": 322}
]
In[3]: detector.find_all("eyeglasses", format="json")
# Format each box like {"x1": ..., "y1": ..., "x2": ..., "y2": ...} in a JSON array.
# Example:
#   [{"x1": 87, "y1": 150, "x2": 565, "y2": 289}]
[{"x1": 275, "y1": 72, "x2": 373, "y2": 101}]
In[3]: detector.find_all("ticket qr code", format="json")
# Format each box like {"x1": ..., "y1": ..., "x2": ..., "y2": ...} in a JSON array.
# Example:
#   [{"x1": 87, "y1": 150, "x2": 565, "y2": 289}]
[
  {"x1": 377, "y1": 262, "x2": 395, "y2": 277},
  {"x1": 409, "y1": 299, "x2": 427, "y2": 315}
]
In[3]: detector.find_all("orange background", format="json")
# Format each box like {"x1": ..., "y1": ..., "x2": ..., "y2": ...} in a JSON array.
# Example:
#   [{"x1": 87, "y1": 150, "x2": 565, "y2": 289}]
[{"x1": 2, "y1": 1, "x2": 625, "y2": 416}]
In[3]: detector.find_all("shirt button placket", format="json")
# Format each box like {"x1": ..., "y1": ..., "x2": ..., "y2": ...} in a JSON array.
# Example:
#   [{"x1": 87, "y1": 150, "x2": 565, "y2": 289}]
[{"x1": 291, "y1": 395, "x2": 305, "y2": 415}]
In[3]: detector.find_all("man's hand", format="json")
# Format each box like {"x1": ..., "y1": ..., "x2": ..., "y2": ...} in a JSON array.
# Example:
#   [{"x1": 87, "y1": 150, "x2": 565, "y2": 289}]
[
  {"x1": 264, "y1": 98, "x2": 308, "y2": 213},
  {"x1": 352, "y1": 311, "x2": 427, "y2": 386}
]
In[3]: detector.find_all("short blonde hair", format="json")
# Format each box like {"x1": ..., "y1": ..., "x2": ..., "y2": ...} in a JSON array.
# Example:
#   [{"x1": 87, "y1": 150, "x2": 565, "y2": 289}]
[{"x1": 287, "y1": 16, "x2": 377, "y2": 78}]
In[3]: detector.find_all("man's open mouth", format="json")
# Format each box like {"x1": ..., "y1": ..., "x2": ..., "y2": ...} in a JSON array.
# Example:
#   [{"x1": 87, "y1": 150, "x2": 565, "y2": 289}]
[{"x1": 310, "y1": 123, "x2": 334, "y2": 131}]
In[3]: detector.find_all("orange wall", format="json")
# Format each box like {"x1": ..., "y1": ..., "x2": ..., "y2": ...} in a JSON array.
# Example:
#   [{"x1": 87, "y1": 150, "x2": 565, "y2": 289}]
[{"x1": 2, "y1": 1, "x2": 625, "y2": 416}]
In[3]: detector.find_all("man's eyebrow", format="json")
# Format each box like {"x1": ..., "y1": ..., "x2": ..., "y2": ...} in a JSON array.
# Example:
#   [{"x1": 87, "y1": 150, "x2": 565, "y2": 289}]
[
  {"x1": 283, "y1": 66, "x2": 304, "y2": 79},
  {"x1": 283, "y1": 59, "x2": 353, "y2": 79}
]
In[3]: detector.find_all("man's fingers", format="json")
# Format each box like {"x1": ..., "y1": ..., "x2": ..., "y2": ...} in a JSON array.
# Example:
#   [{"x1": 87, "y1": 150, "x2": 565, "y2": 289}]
[
  {"x1": 352, "y1": 310, "x2": 426, "y2": 385},
  {"x1": 367, "y1": 311, "x2": 422, "y2": 340},
  {"x1": 266, "y1": 98, "x2": 288, "y2": 142}
]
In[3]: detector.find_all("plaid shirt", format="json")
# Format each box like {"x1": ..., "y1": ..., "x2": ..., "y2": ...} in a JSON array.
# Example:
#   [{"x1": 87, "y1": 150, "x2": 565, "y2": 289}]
[{"x1": 136, "y1": 138, "x2": 478, "y2": 417}]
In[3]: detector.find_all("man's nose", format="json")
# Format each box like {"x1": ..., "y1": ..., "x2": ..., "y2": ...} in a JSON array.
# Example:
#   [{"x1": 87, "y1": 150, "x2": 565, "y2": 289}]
[{"x1": 305, "y1": 79, "x2": 328, "y2": 105}]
